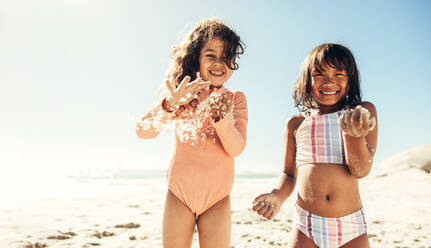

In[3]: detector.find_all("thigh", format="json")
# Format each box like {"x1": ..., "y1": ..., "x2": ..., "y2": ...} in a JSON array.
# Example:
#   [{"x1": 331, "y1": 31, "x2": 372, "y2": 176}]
[
  {"x1": 341, "y1": 233, "x2": 370, "y2": 248},
  {"x1": 288, "y1": 228, "x2": 318, "y2": 248},
  {"x1": 163, "y1": 190, "x2": 197, "y2": 248},
  {"x1": 196, "y1": 195, "x2": 231, "y2": 248}
]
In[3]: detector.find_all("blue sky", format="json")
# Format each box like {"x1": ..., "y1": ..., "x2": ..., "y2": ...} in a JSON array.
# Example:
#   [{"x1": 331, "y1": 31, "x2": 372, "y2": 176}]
[{"x1": 1, "y1": 0, "x2": 430, "y2": 176}]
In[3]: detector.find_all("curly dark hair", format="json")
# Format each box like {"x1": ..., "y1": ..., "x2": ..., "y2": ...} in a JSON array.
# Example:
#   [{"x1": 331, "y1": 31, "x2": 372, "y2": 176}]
[
  {"x1": 166, "y1": 19, "x2": 245, "y2": 89},
  {"x1": 293, "y1": 43, "x2": 362, "y2": 113}
]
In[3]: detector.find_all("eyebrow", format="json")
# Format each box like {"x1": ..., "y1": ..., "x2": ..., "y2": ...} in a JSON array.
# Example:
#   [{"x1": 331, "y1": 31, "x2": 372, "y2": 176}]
[{"x1": 202, "y1": 48, "x2": 215, "y2": 53}]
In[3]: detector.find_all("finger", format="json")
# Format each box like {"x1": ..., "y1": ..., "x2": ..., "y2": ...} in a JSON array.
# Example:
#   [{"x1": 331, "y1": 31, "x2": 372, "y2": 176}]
[
  {"x1": 355, "y1": 106, "x2": 371, "y2": 136},
  {"x1": 351, "y1": 109, "x2": 361, "y2": 137},
  {"x1": 257, "y1": 203, "x2": 269, "y2": 215},
  {"x1": 196, "y1": 81, "x2": 211, "y2": 95},
  {"x1": 357, "y1": 106, "x2": 364, "y2": 128},
  {"x1": 368, "y1": 117, "x2": 376, "y2": 131},
  {"x1": 185, "y1": 79, "x2": 206, "y2": 93},
  {"x1": 343, "y1": 111, "x2": 359, "y2": 137},
  {"x1": 189, "y1": 77, "x2": 203, "y2": 85},
  {"x1": 255, "y1": 202, "x2": 267, "y2": 212},
  {"x1": 263, "y1": 205, "x2": 274, "y2": 218},
  {"x1": 190, "y1": 85, "x2": 209, "y2": 98},
  {"x1": 193, "y1": 80, "x2": 211, "y2": 91},
  {"x1": 339, "y1": 113, "x2": 348, "y2": 133},
  {"x1": 204, "y1": 81, "x2": 211, "y2": 90},
  {"x1": 253, "y1": 194, "x2": 267, "y2": 204},
  {"x1": 342, "y1": 111, "x2": 352, "y2": 132},
  {"x1": 359, "y1": 110, "x2": 370, "y2": 135},
  {"x1": 344, "y1": 111, "x2": 352, "y2": 126},
  {"x1": 165, "y1": 79, "x2": 175, "y2": 93},
  {"x1": 264, "y1": 209, "x2": 273, "y2": 220},
  {"x1": 177, "y1": 76, "x2": 191, "y2": 90},
  {"x1": 352, "y1": 107, "x2": 361, "y2": 127},
  {"x1": 252, "y1": 201, "x2": 265, "y2": 212},
  {"x1": 252, "y1": 197, "x2": 262, "y2": 209},
  {"x1": 252, "y1": 198, "x2": 261, "y2": 206},
  {"x1": 268, "y1": 208, "x2": 278, "y2": 220},
  {"x1": 360, "y1": 108, "x2": 370, "y2": 130}
]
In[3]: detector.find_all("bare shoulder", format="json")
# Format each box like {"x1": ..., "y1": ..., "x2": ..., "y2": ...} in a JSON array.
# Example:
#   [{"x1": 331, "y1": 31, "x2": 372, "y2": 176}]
[
  {"x1": 230, "y1": 90, "x2": 246, "y2": 106},
  {"x1": 285, "y1": 113, "x2": 305, "y2": 134},
  {"x1": 231, "y1": 90, "x2": 246, "y2": 99}
]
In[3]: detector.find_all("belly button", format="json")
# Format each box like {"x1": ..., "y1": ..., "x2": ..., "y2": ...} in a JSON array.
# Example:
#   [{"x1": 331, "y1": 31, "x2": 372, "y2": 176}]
[{"x1": 326, "y1": 195, "x2": 330, "y2": 201}]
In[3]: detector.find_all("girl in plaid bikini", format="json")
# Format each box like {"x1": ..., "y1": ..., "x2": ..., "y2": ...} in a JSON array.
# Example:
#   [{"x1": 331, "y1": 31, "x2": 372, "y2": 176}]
[{"x1": 252, "y1": 43, "x2": 378, "y2": 248}]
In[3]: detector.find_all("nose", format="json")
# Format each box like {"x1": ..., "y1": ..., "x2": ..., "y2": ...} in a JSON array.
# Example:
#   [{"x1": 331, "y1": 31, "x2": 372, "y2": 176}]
[
  {"x1": 323, "y1": 75, "x2": 335, "y2": 84},
  {"x1": 213, "y1": 58, "x2": 225, "y2": 67}
]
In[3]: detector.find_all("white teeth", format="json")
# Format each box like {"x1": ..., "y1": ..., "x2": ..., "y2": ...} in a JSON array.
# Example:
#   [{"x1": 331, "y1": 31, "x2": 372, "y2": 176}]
[
  {"x1": 321, "y1": 91, "x2": 337, "y2": 95},
  {"x1": 210, "y1": 71, "x2": 224, "y2": 76}
]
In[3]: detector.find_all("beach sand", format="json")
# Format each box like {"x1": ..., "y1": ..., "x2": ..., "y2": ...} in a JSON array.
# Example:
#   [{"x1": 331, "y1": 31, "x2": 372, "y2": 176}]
[{"x1": 1, "y1": 144, "x2": 430, "y2": 248}]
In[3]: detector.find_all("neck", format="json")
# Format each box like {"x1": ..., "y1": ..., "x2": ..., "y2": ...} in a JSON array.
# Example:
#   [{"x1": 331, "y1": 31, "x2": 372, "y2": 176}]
[
  {"x1": 209, "y1": 85, "x2": 223, "y2": 89},
  {"x1": 317, "y1": 104, "x2": 344, "y2": 115}
]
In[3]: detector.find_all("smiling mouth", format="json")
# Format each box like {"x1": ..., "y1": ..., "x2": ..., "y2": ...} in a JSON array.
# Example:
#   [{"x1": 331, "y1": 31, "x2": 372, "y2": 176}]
[
  {"x1": 320, "y1": 90, "x2": 339, "y2": 95},
  {"x1": 209, "y1": 70, "x2": 224, "y2": 76}
]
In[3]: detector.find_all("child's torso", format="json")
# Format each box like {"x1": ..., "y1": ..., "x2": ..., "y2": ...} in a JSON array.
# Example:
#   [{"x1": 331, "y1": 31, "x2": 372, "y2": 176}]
[{"x1": 293, "y1": 110, "x2": 363, "y2": 217}]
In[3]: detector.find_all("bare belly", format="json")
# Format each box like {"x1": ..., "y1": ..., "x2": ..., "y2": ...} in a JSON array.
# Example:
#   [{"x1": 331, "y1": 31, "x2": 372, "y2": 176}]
[{"x1": 296, "y1": 163, "x2": 362, "y2": 217}]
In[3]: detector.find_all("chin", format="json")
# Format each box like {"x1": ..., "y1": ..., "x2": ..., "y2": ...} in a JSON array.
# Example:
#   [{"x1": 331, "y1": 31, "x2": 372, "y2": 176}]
[{"x1": 210, "y1": 80, "x2": 226, "y2": 87}]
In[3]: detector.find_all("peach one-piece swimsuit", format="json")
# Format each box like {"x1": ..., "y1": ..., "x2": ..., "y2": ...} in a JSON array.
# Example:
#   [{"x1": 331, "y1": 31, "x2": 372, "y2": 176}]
[{"x1": 140, "y1": 89, "x2": 247, "y2": 216}]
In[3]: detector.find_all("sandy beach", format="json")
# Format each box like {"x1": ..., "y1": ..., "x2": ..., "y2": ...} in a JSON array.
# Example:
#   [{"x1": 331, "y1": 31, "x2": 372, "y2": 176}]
[{"x1": 1, "y1": 144, "x2": 430, "y2": 248}]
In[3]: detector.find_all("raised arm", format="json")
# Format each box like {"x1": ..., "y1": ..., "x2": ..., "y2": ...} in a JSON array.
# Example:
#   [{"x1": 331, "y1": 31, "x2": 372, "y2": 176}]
[
  {"x1": 340, "y1": 101, "x2": 378, "y2": 178},
  {"x1": 137, "y1": 76, "x2": 211, "y2": 139},
  {"x1": 136, "y1": 100, "x2": 171, "y2": 139},
  {"x1": 212, "y1": 91, "x2": 248, "y2": 157}
]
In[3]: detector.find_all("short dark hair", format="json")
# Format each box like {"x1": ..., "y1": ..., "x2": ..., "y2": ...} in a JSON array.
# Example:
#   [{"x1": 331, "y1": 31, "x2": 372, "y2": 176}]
[{"x1": 293, "y1": 43, "x2": 361, "y2": 112}]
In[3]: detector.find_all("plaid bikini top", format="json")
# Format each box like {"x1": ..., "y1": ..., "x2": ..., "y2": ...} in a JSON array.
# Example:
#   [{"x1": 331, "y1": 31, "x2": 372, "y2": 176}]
[{"x1": 295, "y1": 110, "x2": 346, "y2": 167}]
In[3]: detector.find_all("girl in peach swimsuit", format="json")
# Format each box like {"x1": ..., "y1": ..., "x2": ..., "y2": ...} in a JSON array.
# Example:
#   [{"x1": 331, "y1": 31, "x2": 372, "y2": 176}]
[{"x1": 136, "y1": 19, "x2": 247, "y2": 248}]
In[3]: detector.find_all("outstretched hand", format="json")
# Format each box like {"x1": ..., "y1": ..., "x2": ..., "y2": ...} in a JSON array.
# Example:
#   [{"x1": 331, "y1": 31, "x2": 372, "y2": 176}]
[
  {"x1": 164, "y1": 73, "x2": 211, "y2": 110},
  {"x1": 252, "y1": 192, "x2": 282, "y2": 220},
  {"x1": 339, "y1": 105, "x2": 376, "y2": 137}
]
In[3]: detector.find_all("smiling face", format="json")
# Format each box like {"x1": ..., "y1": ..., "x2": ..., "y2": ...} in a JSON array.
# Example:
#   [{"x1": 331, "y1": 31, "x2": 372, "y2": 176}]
[
  {"x1": 199, "y1": 37, "x2": 233, "y2": 87},
  {"x1": 310, "y1": 63, "x2": 348, "y2": 112}
]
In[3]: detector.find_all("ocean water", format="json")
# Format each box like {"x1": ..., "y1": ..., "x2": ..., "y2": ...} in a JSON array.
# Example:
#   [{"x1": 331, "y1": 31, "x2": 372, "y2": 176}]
[
  {"x1": 0, "y1": 166, "x2": 278, "y2": 211},
  {"x1": 65, "y1": 167, "x2": 279, "y2": 186}
]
